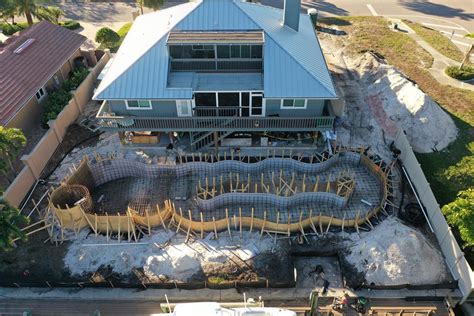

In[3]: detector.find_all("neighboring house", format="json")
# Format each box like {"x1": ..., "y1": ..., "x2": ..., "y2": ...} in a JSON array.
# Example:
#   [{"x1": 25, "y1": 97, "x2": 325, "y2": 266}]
[
  {"x1": 0, "y1": 21, "x2": 86, "y2": 132},
  {"x1": 94, "y1": 0, "x2": 338, "y2": 149}
]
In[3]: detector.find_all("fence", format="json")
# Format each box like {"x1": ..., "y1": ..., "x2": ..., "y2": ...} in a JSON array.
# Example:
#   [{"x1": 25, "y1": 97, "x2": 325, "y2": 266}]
[
  {"x1": 393, "y1": 130, "x2": 474, "y2": 303},
  {"x1": 2, "y1": 51, "x2": 111, "y2": 208}
]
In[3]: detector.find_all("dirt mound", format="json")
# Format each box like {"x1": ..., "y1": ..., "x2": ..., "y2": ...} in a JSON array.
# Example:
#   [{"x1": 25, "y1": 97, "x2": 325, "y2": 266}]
[
  {"x1": 354, "y1": 53, "x2": 457, "y2": 153},
  {"x1": 346, "y1": 217, "x2": 450, "y2": 285}
]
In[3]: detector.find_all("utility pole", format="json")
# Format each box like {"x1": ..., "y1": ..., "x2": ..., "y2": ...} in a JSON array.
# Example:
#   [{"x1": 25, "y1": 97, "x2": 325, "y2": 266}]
[{"x1": 460, "y1": 44, "x2": 473, "y2": 69}]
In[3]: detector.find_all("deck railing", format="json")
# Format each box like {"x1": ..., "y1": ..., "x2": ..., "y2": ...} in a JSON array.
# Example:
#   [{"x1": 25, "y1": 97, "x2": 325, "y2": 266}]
[{"x1": 96, "y1": 101, "x2": 334, "y2": 132}]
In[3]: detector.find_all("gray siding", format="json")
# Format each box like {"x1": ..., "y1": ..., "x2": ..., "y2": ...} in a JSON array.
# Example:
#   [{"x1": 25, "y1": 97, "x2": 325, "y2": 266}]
[
  {"x1": 108, "y1": 98, "x2": 326, "y2": 117},
  {"x1": 265, "y1": 99, "x2": 325, "y2": 117},
  {"x1": 109, "y1": 100, "x2": 178, "y2": 117}
]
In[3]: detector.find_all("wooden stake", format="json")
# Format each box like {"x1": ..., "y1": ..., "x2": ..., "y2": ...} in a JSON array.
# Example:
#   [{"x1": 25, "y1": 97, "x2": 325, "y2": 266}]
[
  {"x1": 117, "y1": 213, "x2": 121, "y2": 242},
  {"x1": 318, "y1": 212, "x2": 323, "y2": 234},
  {"x1": 250, "y1": 208, "x2": 254, "y2": 233},
  {"x1": 176, "y1": 208, "x2": 183, "y2": 233},
  {"x1": 145, "y1": 209, "x2": 151, "y2": 236},
  {"x1": 308, "y1": 209, "x2": 318, "y2": 235},
  {"x1": 239, "y1": 208, "x2": 242, "y2": 238},
  {"x1": 106, "y1": 212, "x2": 109, "y2": 242},
  {"x1": 260, "y1": 210, "x2": 267, "y2": 239},
  {"x1": 200, "y1": 212, "x2": 204, "y2": 239},
  {"x1": 287, "y1": 213, "x2": 291, "y2": 237},
  {"x1": 186, "y1": 210, "x2": 192, "y2": 241},
  {"x1": 326, "y1": 215, "x2": 333, "y2": 233},
  {"x1": 213, "y1": 216, "x2": 218, "y2": 239},
  {"x1": 157, "y1": 205, "x2": 167, "y2": 230},
  {"x1": 225, "y1": 208, "x2": 232, "y2": 239},
  {"x1": 94, "y1": 214, "x2": 98, "y2": 237}
]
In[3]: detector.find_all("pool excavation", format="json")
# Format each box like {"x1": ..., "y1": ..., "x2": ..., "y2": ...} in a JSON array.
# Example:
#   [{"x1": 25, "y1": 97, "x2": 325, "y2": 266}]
[{"x1": 48, "y1": 147, "x2": 395, "y2": 242}]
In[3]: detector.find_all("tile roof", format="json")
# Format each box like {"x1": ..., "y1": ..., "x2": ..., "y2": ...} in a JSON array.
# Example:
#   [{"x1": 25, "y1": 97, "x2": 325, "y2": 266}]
[
  {"x1": 94, "y1": 0, "x2": 337, "y2": 100},
  {"x1": 0, "y1": 21, "x2": 86, "y2": 126}
]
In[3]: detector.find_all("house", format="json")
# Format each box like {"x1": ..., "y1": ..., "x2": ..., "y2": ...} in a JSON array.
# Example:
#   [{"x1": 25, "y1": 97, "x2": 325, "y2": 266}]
[
  {"x1": 94, "y1": 0, "x2": 338, "y2": 149},
  {"x1": 0, "y1": 21, "x2": 86, "y2": 132}
]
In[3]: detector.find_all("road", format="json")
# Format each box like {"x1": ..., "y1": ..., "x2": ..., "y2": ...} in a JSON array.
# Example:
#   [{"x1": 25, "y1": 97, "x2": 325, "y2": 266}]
[
  {"x1": 261, "y1": 0, "x2": 473, "y2": 52},
  {"x1": 56, "y1": 0, "x2": 472, "y2": 51}
]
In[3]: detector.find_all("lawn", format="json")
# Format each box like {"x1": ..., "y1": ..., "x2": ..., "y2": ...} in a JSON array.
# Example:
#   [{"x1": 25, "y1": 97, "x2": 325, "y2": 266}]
[
  {"x1": 319, "y1": 16, "x2": 474, "y2": 207},
  {"x1": 404, "y1": 20, "x2": 467, "y2": 63}
]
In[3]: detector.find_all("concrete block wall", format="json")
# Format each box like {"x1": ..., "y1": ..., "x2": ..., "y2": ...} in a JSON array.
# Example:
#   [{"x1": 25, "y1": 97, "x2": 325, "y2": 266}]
[{"x1": 2, "y1": 51, "x2": 111, "y2": 207}]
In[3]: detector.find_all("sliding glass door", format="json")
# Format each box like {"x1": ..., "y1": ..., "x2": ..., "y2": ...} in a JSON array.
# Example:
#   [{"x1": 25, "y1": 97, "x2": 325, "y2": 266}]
[{"x1": 193, "y1": 91, "x2": 264, "y2": 117}]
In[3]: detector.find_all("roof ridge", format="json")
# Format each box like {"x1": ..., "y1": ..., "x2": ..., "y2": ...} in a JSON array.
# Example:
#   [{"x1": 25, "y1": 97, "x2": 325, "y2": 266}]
[
  {"x1": 235, "y1": 1, "x2": 337, "y2": 98},
  {"x1": 95, "y1": 1, "x2": 203, "y2": 99}
]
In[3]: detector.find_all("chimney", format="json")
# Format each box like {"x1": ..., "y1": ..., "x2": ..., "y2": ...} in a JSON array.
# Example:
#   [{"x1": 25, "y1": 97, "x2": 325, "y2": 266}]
[{"x1": 283, "y1": 0, "x2": 301, "y2": 31}]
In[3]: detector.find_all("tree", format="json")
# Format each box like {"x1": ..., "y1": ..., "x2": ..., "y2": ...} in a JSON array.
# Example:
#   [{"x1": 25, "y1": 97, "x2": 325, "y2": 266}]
[
  {"x1": 35, "y1": 5, "x2": 62, "y2": 24},
  {"x1": 136, "y1": 0, "x2": 165, "y2": 15},
  {"x1": 442, "y1": 189, "x2": 474, "y2": 248},
  {"x1": 0, "y1": 0, "x2": 17, "y2": 24},
  {"x1": 0, "y1": 126, "x2": 26, "y2": 184},
  {"x1": 4, "y1": 0, "x2": 50, "y2": 26},
  {"x1": 0, "y1": 199, "x2": 29, "y2": 252},
  {"x1": 95, "y1": 27, "x2": 120, "y2": 48}
]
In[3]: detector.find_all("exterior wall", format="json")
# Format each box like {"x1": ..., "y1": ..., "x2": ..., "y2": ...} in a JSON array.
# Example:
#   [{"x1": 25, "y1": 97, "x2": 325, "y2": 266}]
[
  {"x1": 108, "y1": 98, "x2": 326, "y2": 118},
  {"x1": 265, "y1": 99, "x2": 325, "y2": 117},
  {"x1": 2, "y1": 51, "x2": 111, "y2": 207},
  {"x1": 43, "y1": 49, "x2": 82, "y2": 90},
  {"x1": 5, "y1": 97, "x2": 42, "y2": 131},
  {"x1": 5, "y1": 48, "x2": 84, "y2": 132},
  {"x1": 109, "y1": 100, "x2": 178, "y2": 117}
]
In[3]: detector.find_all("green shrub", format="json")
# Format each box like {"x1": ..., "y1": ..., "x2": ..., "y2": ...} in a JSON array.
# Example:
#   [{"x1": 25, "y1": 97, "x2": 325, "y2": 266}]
[
  {"x1": 445, "y1": 66, "x2": 474, "y2": 81},
  {"x1": 42, "y1": 67, "x2": 89, "y2": 124},
  {"x1": 42, "y1": 88, "x2": 72, "y2": 124},
  {"x1": 70, "y1": 67, "x2": 89, "y2": 89},
  {"x1": 95, "y1": 27, "x2": 120, "y2": 48},
  {"x1": 442, "y1": 189, "x2": 474, "y2": 248},
  {"x1": 61, "y1": 20, "x2": 81, "y2": 30},
  {"x1": 1, "y1": 23, "x2": 22, "y2": 35}
]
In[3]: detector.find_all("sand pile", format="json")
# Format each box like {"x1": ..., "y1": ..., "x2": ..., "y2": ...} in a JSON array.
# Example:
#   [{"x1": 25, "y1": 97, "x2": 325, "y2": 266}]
[
  {"x1": 64, "y1": 230, "x2": 274, "y2": 282},
  {"x1": 346, "y1": 217, "x2": 449, "y2": 285},
  {"x1": 354, "y1": 53, "x2": 457, "y2": 153}
]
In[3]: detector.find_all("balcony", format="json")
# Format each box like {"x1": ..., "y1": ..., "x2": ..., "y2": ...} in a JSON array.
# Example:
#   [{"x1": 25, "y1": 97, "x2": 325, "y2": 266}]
[{"x1": 96, "y1": 102, "x2": 334, "y2": 132}]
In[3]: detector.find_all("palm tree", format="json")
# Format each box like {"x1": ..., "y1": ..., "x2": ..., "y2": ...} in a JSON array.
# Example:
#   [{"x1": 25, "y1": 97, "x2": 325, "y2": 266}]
[
  {"x1": 0, "y1": 199, "x2": 29, "y2": 252},
  {"x1": 13, "y1": 0, "x2": 50, "y2": 26},
  {"x1": 136, "y1": 0, "x2": 165, "y2": 15},
  {"x1": 0, "y1": 0, "x2": 17, "y2": 24},
  {"x1": 35, "y1": 5, "x2": 62, "y2": 24}
]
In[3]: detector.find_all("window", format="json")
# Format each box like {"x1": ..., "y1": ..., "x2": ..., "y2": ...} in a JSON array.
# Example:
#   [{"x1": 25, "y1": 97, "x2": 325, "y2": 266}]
[
  {"x1": 35, "y1": 87, "x2": 46, "y2": 101},
  {"x1": 281, "y1": 99, "x2": 307, "y2": 109},
  {"x1": 230, "y1": 45, "x2": 240, "y2": 58},
  {"x1": 217, "y1": 45, "x2": 230, "y2": 59},
  {"x1": 126, "y1": 100, "x2": 152, "y2": 110},
  {"x1": 217, "y1": 44, "x2": 262, "y2": 59},
  {"x1": 241, "y1": 45, "x2": 250, "y2": 58},
  {"x1": 169, "y1": 45, "x2": 215, "y2": 59},
  {"x1": 251, "y1": 45, "x2": 262, "y2": 58}
]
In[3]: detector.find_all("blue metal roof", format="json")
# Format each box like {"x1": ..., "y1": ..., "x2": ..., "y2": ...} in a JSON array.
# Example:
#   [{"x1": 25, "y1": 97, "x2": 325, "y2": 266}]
[
  {"x1": 175, "y1": 0, "x2": 260, "y2": 31},
  {"x1": 236, "y1": 0, "x2": 337, "y2": 98},
  {"x1": 94, "y1": 0, "x2": 337, "y2": 101}
]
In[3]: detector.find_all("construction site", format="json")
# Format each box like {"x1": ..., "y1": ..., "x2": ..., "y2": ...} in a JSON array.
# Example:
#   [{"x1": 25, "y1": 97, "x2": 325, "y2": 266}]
[{"x1": 1, "y1": 12, "x2": 471, "y2": 316}]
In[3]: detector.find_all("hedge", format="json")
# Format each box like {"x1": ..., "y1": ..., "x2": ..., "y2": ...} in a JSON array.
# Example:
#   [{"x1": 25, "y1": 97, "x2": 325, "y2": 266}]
[
  {"x1": 445, "y1": 66, "x2": 474, "y2": 81},
  {"x1": 42, "y1": 67, "x2": 90, "y2": 125},
  {"x1": 60, "y1": 20, "x2": 81, "y2": 30},
  {"x1": 1, "y1": 22, "x2": 28, "y2": 36}
]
